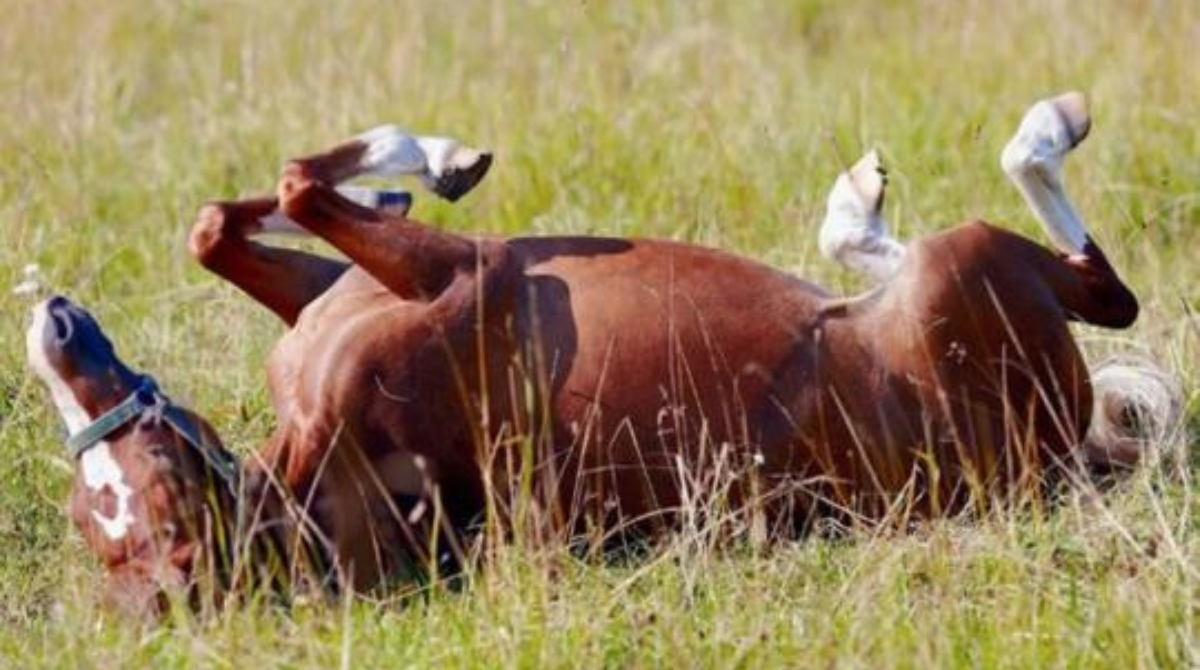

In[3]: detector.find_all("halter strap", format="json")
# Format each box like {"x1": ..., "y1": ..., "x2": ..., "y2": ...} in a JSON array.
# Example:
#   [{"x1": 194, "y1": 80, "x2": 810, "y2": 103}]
[{"x1": 65, "y1": 378, "x2": 240, "y2": 492}]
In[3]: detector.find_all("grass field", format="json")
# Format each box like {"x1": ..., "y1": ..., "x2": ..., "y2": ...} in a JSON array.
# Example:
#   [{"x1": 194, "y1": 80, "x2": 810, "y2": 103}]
[{"x1": 1, "y1": 0, "x2": 1198, "y2": 667}]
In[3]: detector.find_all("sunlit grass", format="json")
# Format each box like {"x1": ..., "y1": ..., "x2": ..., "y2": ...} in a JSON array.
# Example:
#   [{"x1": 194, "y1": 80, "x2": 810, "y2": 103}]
[{"x1": 0, "y1": 0, "x2": 1196, "y2": 667}]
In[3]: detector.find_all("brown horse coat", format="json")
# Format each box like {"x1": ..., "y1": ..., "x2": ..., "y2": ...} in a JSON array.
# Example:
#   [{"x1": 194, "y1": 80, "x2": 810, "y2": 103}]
[{"x1": 28, "y1": 95, "x2": 1142, "y2": 611}]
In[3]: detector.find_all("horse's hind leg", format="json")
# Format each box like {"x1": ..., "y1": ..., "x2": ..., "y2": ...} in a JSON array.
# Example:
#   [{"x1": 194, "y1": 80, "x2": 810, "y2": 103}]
[
  {"x1": 818, "y1": 149, "x2": 906, "y2": 283},
  {"x1": 189, "y1": 197, "x2": 349, "y2": 325},
  {"x1": 1000, "y1": 92, "x2": 1138, "y2": 328}
]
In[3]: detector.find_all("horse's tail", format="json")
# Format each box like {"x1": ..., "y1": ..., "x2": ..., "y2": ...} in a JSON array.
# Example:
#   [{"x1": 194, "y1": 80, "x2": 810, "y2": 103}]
[{"x1": 1082, "y1": 356, "x2": 1185, "y2": 471}]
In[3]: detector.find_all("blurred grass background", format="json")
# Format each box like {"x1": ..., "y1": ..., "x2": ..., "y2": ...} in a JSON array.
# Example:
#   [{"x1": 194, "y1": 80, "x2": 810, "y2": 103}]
[{"x1": 0, "y1": 0, "x2": 1196, "y2": 667}]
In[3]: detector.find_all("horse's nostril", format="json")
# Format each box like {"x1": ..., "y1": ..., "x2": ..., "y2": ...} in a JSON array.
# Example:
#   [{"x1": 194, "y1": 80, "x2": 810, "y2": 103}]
[{"x1": 49, "y1": 307, "x2": 74, "y2": 343}]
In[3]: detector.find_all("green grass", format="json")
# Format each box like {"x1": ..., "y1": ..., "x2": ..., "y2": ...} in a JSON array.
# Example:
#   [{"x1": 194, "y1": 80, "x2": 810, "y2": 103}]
[{"x1": 1, "y1": 0, "x2": 1197, "y2": 667}]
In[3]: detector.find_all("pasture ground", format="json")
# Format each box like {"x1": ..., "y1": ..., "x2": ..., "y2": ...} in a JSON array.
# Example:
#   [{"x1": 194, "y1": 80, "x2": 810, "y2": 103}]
[{"x1": 1, "y1": 0, "x2": 1197, "y2": 667}]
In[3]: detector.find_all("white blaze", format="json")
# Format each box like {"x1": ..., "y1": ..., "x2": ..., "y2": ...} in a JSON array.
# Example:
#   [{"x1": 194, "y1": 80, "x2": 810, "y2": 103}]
[
  {"x1": 26, "y1": 300, "x2": 137, "y2": 541},
  {"x1": 26, "y1": 301, "x2": 89, "y2": 434},
  {"x1": 81, "y1": 443, "x2": 137, "y2": 540}
]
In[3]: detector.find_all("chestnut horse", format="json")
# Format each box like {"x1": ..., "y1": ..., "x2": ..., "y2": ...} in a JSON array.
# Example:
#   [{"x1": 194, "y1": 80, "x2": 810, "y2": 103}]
[{"x1": 27, "y1": 93, "x2": 1156, "y2": 614}]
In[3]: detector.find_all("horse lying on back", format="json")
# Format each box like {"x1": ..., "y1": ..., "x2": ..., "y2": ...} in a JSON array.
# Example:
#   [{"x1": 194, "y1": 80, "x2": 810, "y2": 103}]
[{"x1": 25, "y1": 93, "x2": 1177, "y2": 615}]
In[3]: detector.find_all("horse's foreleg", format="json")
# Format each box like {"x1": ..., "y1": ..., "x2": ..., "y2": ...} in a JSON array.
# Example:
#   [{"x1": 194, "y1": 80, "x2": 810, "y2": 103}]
[{"x1": 189, "y1": 197, "x2": 349, "y2": 325}]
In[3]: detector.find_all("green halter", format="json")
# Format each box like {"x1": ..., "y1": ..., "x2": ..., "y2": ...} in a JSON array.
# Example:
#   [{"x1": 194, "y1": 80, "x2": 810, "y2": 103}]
[{"x1": 65, "y1": 378, "x2": 240, "y2": 493}]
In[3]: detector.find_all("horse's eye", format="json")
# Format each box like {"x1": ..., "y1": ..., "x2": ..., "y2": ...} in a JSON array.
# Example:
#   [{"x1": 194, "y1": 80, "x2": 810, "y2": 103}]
[{"x1": 146, "y1": 444, "x2": 174, "y2": 462}]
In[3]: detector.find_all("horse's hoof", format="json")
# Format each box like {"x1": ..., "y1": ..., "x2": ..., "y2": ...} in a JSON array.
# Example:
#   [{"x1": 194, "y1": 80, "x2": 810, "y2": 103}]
[{"x1": 429, "y1": 151, "x2": 493, "y2": 202}]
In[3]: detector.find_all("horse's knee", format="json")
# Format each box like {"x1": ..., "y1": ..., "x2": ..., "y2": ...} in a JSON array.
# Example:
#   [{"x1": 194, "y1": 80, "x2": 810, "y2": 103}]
[{"x1": 188, "y1": 203, "x2": 234, "y2": 268}]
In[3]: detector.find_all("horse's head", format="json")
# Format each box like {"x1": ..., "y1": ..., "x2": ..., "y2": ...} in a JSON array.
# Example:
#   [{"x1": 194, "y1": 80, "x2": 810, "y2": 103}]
[{"x1": 26, "y1": 295, "x2": 239, "y2": 616}]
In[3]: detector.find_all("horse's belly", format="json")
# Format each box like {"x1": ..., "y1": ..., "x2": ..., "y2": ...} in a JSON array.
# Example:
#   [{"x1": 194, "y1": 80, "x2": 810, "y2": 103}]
[{"x1": 509, "y1": 243, "x2": 830, "y2": 521}]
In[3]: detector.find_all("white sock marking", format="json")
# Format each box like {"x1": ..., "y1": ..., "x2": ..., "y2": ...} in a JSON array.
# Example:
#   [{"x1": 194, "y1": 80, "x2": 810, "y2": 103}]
[
  {"x1": 255, "y1": 185, "x2": 412, "y2": 237},
  {"x1": 353, "y1": 125, "x2": 484, "y2": 193},
  {"x1": 819, "y1": 150, "x2": 907, "y2": 283},
  {"x1": 355, "y1": 125, "x2": 435, "y2": 179},
  {"x1": 1001, "y1": 98, "x2": 1089, "y2": 255},
  {"x1": 334, "y1": 185, "x2": 411, "y2": 213},
  {"x1": 414, "y1": 136, "x2": 478, "y2": 180}
]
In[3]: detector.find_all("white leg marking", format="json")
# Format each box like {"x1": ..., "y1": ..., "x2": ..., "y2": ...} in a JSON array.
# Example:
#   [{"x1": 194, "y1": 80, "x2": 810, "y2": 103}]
[
  {"x1": 355, "y1": 125, "x2": 434, "y2": 180},
  {"x1": 81, "y1": 442, "x2": 137, "y2": 540},
  {"x1": 255, "y1": 185, "x2": 412, "y2": 237},
  {"x1": 818, "y1": 149, "x2": 907, "y2": 283},
  {"x1": 414, "y1": 136, "x2": 484, "y2": 179},
  {"x1": 1001, "y1": 93, "x2": 1090, "y2": 255},
  {"x1": 353, "y1": 125, "x2": 486, "y2": 193},
  {"x1": 25, "y1": 301, "x2": 136, "y2": 541},
  {"x1": 334, "y1": 185, "x2": 412, "y2": 214}
]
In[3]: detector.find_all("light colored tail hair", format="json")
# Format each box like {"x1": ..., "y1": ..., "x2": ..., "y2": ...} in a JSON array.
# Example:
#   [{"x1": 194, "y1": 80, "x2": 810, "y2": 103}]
[{"x1": 1082, "y1": 356, "x2": 1185, "y2": 470}]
